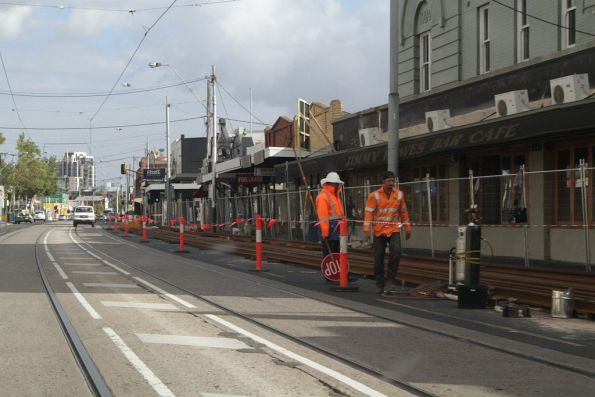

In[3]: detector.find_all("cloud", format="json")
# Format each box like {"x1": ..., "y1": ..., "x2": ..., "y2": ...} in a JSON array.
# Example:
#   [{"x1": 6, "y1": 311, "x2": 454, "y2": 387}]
[{"x1": 0, "y1": 7, "x2": 33, "y2": 39}]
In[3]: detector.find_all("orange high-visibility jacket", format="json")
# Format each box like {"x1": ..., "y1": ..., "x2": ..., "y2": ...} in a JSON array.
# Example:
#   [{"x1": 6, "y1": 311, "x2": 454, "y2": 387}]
[
  {"x1": 363, "y1": 187, "x2": 411, "y2": 237},
  {"x1": 315, "y1": 184, "x2": 344, "y2": 239}
]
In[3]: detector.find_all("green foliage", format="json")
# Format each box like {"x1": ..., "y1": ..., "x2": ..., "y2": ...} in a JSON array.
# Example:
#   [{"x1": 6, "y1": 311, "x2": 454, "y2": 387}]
[{"x1": 2, "y1": 133, "x2": 59, "y2": 197}]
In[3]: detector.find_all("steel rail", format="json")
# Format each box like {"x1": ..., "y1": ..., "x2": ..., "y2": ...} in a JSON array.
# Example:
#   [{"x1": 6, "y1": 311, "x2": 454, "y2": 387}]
[
  {"x1": 81, "y1": 226, "x2": 595, "y2": 382},
  {"x1": 82, "y1": 227, "x2": 437, "y2": 397},
  {"x1": 34, "y1": 230, "x2": 112, "y2": 397}
]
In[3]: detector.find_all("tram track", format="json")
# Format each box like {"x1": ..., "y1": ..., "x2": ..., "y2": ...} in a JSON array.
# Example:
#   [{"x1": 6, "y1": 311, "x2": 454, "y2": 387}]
[
  {"x1": 72, "y1": 226, "x2": 595, "y2": 394},
  {"x1": 30, "y1": 227, "x2": 112, "y2": 397},
  {"x1": 78, "y1": 226, "x2": 438, "y2": 397},
  {"x1": 125, "y1": 225, "x2": 595, "y2": 314}
]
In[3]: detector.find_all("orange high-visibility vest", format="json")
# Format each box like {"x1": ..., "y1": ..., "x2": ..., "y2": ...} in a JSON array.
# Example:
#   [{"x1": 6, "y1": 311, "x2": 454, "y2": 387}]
[
  {"x1": 315, "y1": 184, "x2": 344, "y2": 239},
  {"x1": 363, "y1": 187, "x2": 411, "y2": 237}
]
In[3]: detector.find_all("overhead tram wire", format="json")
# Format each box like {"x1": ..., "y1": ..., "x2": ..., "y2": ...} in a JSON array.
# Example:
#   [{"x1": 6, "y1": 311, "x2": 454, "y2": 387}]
[
  {"x1": 491, "y1": 0, "x2": 595, "y2": 38},
  {"x1": 0, "y1": 77, "x2": 209, "y2": 98},
  {"x1": 216, "y1": 83, "x2": 234, "y2": 132},
  {"x1": 0, "y1": 0, "x2": 239, "y2": 13},
  {"x1": 0, "y1": 51, "x2": 27, "y2": 132},
  {"x1": 89, "y1": 0, "x2": 180, "y2": 124},
  {"x1": 216, "y1": 80, "x2": 268, "y2": 125},
  {"x1": 0, "y1": 115, "x2": 206, "y2": 131}
]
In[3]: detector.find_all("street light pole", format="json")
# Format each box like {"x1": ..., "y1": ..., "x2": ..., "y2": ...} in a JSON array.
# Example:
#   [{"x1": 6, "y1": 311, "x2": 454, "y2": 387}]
[{"x1": 165, "y1": 97, "x2": 171, "y2": 225}]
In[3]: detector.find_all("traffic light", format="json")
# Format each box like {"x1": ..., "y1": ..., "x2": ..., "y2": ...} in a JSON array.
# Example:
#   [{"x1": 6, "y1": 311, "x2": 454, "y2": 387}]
[
  {"x1": 154, "y1": 192, "x2": 161, "y2": 203},
  {"x1": 121, "y1": 163, "x2": 126, "y2": 174}
]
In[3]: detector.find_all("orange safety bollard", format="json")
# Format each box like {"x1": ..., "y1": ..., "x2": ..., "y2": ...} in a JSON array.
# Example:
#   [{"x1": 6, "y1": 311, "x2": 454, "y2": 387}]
[
  {"x1": 140, "y1": 214, "x2": 149, "y2": 243},
  {"x1": 176, "y1": 215, "x2": 189, "y2": 253},
  {"x1": 331, "y1": 216, "x2": 358, "y2": 292},
  {"x1": 124, "y1": 215, "x2": 129, "y2": 237},
  {"x1": 255, "y1": 215, "x2": 263, "y2": 270}
]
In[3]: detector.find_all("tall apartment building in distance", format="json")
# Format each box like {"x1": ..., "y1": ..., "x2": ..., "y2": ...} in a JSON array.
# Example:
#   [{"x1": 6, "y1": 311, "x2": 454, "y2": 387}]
[{"x1": 58, "y1": 152, "x2": 96, "y2": 194}]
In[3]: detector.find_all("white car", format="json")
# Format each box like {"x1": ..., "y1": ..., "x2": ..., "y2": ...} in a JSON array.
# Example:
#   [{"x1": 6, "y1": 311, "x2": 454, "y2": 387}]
[
  {"x1": 33, "y1": 211, "x2": 46, "y2": 222},
  {"x1": 73, "y1": 206, "x2": 95, "y2": 227}
]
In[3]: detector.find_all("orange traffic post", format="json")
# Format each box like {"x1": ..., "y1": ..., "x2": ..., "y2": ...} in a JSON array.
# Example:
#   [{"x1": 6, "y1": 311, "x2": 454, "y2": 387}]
[
  {"x1": 175, "y1": 215, "x2": 189, "y2": 253},
  {"x1": 331, "y1": 216, "x2": 358, "y2": 292},
  {"x1": 255, "y1": 214, "x2": 262, "y2": 270},
  {"x1": 140, "y1": 214, "x2": 149, "y2": 243}
]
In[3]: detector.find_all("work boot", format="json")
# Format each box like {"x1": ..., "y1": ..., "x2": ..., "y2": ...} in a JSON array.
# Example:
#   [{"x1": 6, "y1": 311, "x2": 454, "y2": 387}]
[
  {"x1": 385, "y1": 279, "x2": 399, "y2": 292},
  {"x1": 376, "y1": 284, "x2": 384, "y2": 294}
]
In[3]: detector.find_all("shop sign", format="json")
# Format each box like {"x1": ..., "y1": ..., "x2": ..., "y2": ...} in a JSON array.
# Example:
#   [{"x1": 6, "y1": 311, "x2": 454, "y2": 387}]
[
  {"x1": 237, "y1": 175, "x2": 263, "y2": 185},
  {"x1": 143, "y1": 168, "x2": 166, "y2": 181}
]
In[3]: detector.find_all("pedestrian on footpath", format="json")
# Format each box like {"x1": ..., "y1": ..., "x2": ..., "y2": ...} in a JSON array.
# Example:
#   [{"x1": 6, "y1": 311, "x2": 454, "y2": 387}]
[
  {"x1": 363, "y1": 171, "x2": 411, "y2": 294},
  {"x1": 316, "y1": 171, "x2": 345, "y2": 259}
]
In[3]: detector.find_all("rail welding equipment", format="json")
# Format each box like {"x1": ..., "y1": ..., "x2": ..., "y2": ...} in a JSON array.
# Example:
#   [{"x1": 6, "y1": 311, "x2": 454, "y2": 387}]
[{"x1": 455, "y1": 206, "x2": 488, "y2": 309}]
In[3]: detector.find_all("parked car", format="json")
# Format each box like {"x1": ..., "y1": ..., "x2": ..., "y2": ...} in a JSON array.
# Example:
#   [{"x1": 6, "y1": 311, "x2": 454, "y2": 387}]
[
  {"x1": 33, "y1": 211, "x2": 46, "y2": 222},
  {"x1": 58, "y1": 214, "x2": 66, "y2": 221},
  {"x1": 73, "y1": 206, "x2": 95, "y2": 228},
  {"x1": 15, "y1": 211, "x2": 33, "y2": 224}
]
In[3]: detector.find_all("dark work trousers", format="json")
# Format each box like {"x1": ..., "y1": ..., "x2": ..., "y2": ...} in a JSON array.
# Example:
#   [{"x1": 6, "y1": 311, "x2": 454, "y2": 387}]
[
  {"x1": 373, "y1": 233, "x2": 402, "y2": 287},
  {"x1": 322, "y1": 239, "x2": 340, "y2": 260}
]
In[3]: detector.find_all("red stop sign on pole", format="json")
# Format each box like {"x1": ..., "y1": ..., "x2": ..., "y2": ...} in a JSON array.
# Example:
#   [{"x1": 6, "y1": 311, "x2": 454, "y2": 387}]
[{"x1": 321, "y1": 253, "x2": 346, "y2": 281}]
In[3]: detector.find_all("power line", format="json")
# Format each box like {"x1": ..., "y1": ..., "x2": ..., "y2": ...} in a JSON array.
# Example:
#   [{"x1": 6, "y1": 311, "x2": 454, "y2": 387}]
[
  {"x1": 89, "y1": 0, "x2": 180, "y2": 123},
  {"x1": 216, "y1": 80, "x2": 268, "y2": 125},
  {"x1": 492, "y1": 0, "x2": 595, "y2": 38},
  {"x1": 0, "y1": 77, "x2": 208, "y2": 98},
  {"x1": 0, "y1": 51, "x2": 27, "y2": 132},
  {"x1": 0, "y1": 115, "x2": 206, "y2": 130}
]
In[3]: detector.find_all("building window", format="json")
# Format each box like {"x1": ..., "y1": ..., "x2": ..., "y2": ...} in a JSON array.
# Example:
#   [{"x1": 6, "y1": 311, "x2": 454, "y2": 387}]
[
  {"x1": 554, "y1": 145, "x2": 592, "y2": 225},
  {"x1": 479, "y1": 5, "x2": 490, "y2": 74},
  {"x1": 517, "y1": 0, "x2": 529, "y2": 62},
  {"x1": 403, "y1": 164, "x2": 448, "y2": 224},
  {"x1": 562, "y1": 0, "x2": 576, "y2": 48},
  {"x1": 419, "y1": 31, "x2": 431, "y2": 92}
]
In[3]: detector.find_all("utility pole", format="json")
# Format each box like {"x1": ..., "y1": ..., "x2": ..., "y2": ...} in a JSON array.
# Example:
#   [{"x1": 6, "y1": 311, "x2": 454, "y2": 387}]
[
  {"x1": 388, "y1": 0, "x2": 400, "y2": 176},
  {"x1": 207, "y1": 65, "x2": 217, "y2": 227}
]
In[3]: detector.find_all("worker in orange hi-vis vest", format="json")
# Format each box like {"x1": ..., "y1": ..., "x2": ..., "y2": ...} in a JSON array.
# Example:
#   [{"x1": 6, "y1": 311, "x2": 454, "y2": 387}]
[
  {"x1": 363, "y1": 171, "x2": 411, "y2": 294},
  {"x1": 315, "y1": 171, "x2": 345, "y2": 260}
]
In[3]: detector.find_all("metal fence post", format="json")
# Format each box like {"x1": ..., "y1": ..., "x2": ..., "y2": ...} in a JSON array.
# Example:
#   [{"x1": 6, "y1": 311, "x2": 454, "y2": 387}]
[
  {"x1": 580, "y1": 159, "x2": 591, "y2": 272},
  {"x1": 426, "y1": 173, "x2": 435, "y2": 258},
  {"x1": 521, "y1": 165, "x2": 530, "y2": 268},
  {"x1": 469, "y1": 169, "x2": 475, "y2": 208}
]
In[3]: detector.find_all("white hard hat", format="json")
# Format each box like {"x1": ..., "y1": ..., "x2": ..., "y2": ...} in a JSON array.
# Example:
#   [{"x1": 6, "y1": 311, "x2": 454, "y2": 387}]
[{"x1": 321, "y1": 171, "x2": 344, "y2": 185}]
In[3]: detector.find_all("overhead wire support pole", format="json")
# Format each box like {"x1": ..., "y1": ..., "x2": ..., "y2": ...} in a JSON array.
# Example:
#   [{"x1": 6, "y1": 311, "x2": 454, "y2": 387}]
[
  {"x1": 387, "y1": 0, "x2": 400, "y2": 176},
  {"x1": 165, "y1": 98, "x2": 171, "y2": 225}
]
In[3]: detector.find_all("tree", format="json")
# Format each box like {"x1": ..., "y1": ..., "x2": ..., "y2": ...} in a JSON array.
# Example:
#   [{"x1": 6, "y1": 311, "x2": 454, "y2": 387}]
[{"x1": 3, "y1": 133, "x2": 58, "y2": 198}]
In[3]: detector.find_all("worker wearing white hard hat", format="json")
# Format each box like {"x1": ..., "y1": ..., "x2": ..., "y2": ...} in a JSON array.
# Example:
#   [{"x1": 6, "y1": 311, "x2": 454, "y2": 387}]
[{"x1": 316, "y1": 171, "x2": 345, "y2": 259}]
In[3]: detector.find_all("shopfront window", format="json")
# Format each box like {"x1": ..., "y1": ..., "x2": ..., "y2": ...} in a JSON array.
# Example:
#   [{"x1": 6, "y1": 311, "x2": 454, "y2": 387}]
[
  {"x1": 554, "y1": 146, "x2": 592, "y2": 225},
  {"x1": 407, "y1": 164, "x2": 448, "y2": 224}
]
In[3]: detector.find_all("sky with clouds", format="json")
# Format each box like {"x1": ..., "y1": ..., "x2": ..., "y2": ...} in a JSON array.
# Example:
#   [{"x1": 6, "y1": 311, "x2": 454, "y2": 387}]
[{"x1": 0, "y1": 0, "x2": 390, "y2": 186}]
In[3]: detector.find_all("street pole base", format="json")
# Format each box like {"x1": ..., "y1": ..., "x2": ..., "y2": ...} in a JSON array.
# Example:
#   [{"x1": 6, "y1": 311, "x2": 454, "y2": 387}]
[{"x1": 330, "y1": 285, "x2": 359, "y2": 292}]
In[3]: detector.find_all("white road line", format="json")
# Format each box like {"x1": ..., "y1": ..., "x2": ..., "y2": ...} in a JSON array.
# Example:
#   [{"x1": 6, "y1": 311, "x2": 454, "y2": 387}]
[
  {"x1": 52, "y1": 263, "x2": 68, "y2": 280},
  {"x1": 73, "y1": 271, "x2": 118, "y2": 275},
  {"x1": 62, "y1": 263, "x2": 102, "y2": 267},
  {"x1": 101, "y1": 301, "x2": 179, "y2": 310},
  {"x1": 46, "y1": 251, "x2": 55, "y2": 262},
  {"x1": 201, "y1": 394, "x2": 248, "y2": 397},
  {"x1": 83, "y1": 283, "x2": 139, "y2": 289},
  {"x1": 102, "y1": 260, "x2": 130, "y2": 275},
  {"x1": 136, "y1": 334, "x2": 251, "y2": 350},
  {"x1": 103, "y1": 328, "x2": 175, "y2": 397},
  {"x1": 206, "y1": 314, "x2": 388, "y2": 397},
  {"x1": 133, "y1": 277, "x2": 196, "y2": 309},
  {"x1": 66, "y1": 282, "x2": 101, "y2": 320}
]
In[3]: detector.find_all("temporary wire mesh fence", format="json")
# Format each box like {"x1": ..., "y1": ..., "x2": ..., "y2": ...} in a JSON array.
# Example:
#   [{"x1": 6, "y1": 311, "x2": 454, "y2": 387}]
[{"x1": 158, "y1": 164, "x2": 594, "y2": 271}]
